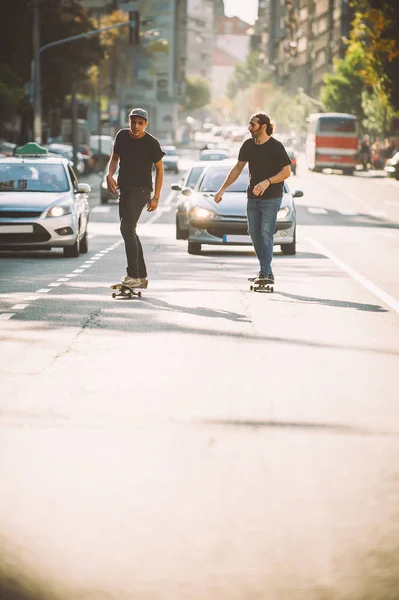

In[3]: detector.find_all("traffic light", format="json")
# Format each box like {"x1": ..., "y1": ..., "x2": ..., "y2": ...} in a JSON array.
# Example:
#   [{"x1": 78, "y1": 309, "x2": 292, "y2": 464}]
[{"x1": 129, "y1": 11, "x2": 140, "y2": 45}]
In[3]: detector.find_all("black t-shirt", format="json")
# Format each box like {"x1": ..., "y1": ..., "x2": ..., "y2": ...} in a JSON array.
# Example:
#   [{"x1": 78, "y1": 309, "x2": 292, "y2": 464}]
[
  {"x1": 113, "y1": 130, "x2": 165, "y2": 189},
  {"x1": 238, "y1": 137, "x2": 292, "y2": 199}
]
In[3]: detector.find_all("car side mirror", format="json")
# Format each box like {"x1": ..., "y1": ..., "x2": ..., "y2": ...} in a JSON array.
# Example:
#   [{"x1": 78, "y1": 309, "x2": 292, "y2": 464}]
[
  {"x1": 77, "y1": 183, "x2": 91, "y2": 194},
  {"x1": 181, "y1": 187, "x2": 193, "y2": 196},
  {"x1": 293, "y1": 189, "x2": 303, "y2": 198},
  {"x1": 171, "y1": 183, "x2": 182, "y2": 191}
]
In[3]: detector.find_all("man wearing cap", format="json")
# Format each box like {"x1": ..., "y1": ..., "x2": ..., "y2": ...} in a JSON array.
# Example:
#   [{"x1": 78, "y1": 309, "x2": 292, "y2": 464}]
[{"x1": 106, "y1": 108, "x2": 165, "y2": 289}]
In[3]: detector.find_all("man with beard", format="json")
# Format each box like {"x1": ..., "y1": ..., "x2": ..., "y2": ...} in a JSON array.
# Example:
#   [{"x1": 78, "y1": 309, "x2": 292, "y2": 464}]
[{"x1": 213, "y1": 112, "x2": 291, "y2": 285}]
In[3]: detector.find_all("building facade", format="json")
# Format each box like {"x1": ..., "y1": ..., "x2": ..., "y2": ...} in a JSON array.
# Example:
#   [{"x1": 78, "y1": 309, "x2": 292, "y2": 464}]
[{"x1": 256, "y1": 0, "x2": 353, "y2": 98}]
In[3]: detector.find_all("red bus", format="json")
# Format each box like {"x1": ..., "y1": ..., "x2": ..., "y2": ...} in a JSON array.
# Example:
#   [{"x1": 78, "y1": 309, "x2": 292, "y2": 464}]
[{"x1": 306, "y1": 113, "x2": 359, "y2": 175}]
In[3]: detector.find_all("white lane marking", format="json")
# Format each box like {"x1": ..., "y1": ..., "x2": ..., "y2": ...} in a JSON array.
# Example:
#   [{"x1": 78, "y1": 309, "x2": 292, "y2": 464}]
[
  {"x1": 0, "y1": 313, "x2": 15, "y2": 320},
  {"x1": 308, "y1": 207, "x2": 328, "y2": 214},
  {"x1": 370, "y1": 211, "x2": 387, "y2": 219},
  {"x1": 48, "y1": 283, "x2": 62, "y2": 287},
  {"x1": 36, "y1": 288, "x2": 51, "y2": 293},
  {"x1": 338, "y1": 209, "x2": 358, "y2": 216},
  {"x1": 66, "y1": 273, "x2": 79, "y2": 277},
  {"x1": 11, "y1": 304, "x2": 29, "y2": 310},
  {"x1": 72, "y1": 269, "x2": 84, "y2": 273},
  {"x1": 324, "y1": 178, "x2": 386, "y2": 214},
  {"x1": 165, "y1": 191, "x2": 177, "y2": 206},
  {"x1": 25, "y1": 296, "x2": 39, "y2": 301},
  {"x1": 57, "y1": 278, "x2": 70, "y2": 282},
  {"x1": 92, "y1": 206, "x2": 111, "y2": 213},
  {"x1": 306, "y1": 235, "x2": 399, "y2": 314}
]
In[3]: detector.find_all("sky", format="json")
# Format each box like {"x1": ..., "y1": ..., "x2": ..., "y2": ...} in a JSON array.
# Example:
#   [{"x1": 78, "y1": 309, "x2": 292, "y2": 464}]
[{"x1": 223, "y1": 0, "x2": 258, "y2": 25}]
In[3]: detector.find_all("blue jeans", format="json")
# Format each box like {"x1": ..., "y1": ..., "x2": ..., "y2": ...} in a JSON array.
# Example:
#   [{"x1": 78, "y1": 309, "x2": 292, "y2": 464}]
[
  {"x1": 119, "y1": 187, "x2": 151, "y2": 278},
  {"x1": 247, "y1": 197, "x2": 281, "y2": 275}
]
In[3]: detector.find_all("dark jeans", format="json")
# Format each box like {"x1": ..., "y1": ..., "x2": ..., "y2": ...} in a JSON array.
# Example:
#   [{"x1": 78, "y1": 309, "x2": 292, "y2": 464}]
[
  {"x1": 119, "y1": 187, "x2": 151, "y2": 278},
  {"x1": 247, "y1": 197, "x2": 282, "y2": 275}
]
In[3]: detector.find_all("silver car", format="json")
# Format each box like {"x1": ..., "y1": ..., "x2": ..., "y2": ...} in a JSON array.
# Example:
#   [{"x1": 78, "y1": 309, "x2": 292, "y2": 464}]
[
  {"x1": 172, "y1": 161, "x2": 208, "y2": 239},
  {"x1": 178, "y1": 161, "x2": 302, "y2": 255},
  {"x1": 0, "y1": 143, "x2": 90, "y2": 257}
]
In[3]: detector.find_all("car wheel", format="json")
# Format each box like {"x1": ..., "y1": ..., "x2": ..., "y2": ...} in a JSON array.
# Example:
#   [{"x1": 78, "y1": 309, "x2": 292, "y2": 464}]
[
  {"x1": 176, "y1": 215, "x2": 188, "y2": 240},
  {"x1": 281, "y1": 229, "x2": 296, "y2": 255},
  {"x1": 188, "y1": 241, "x2": 201, "y2": 255},
  {"x1": 63, "y1": 235, "x2": 80, "y2": 258},
  {"x1": 80, "y1": 228, "x2": 89, "y2": 254}
]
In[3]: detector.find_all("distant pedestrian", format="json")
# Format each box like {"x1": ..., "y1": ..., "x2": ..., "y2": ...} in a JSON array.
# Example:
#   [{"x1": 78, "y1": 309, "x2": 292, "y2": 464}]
[
  {"x1": 106, "y1": 108, "x2": 165, "y2": 289},
  {"x1": 213, "y1": 112, "x2": 291, "y2": 285}
]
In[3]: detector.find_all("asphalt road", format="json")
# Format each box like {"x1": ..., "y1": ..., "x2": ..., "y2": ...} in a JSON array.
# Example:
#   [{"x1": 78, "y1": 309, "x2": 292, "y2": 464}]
[{"x1": 0, "y1": 151, "x2": 399, "y2": 600}]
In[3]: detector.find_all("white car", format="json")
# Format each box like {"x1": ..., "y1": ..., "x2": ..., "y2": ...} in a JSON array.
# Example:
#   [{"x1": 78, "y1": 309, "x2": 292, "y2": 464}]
[{"x1": 0, "y1": 142, "x2": 90, "y2": 257}]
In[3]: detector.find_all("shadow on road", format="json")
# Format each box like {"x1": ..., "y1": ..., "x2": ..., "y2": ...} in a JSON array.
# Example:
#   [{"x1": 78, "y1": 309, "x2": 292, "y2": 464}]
[{"x1": 269, "y1": 290, "x2": 388, "y2": 313}]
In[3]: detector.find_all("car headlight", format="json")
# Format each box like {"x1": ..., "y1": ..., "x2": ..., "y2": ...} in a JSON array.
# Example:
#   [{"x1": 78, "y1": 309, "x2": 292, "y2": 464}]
[
  {"x1": 277, "y1": 206, "x2": 290, "y2": 220},
  {"x1": 46, "y1": 205, "x2": 71, "y2": 218},
  {"x1": 191, "y1": 207, "x2": 216, "y2": 219}
]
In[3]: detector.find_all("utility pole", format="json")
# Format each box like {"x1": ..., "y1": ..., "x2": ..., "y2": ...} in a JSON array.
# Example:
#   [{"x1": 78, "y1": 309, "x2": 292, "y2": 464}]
[
  {"x1": 71, "y1": 79, "x2": 78, "y2": 169},
  {"x1": 33, "y1": 0, "x2": 41, "y2": 143}
]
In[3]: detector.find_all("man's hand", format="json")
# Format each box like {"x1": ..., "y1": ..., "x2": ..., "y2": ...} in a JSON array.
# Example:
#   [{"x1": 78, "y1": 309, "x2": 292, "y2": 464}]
[
  {"x1": 106, "y1": 174, "x2": 118, "y2": 195},
  {"x1": 253, "y1": 179, "x2": 271, "y2": 197},
  {"x1": 147, "y1": 197, "x2": 159, "y2": 212},
  {"x1": 213, "y1": 189, "x2": 224, "y2": 204}
]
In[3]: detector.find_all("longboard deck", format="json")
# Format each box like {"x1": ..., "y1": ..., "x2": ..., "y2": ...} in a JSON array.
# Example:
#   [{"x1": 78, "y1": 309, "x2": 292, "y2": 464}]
[
  {"x1": 249, "y1": 280, "x2": 274, "y2": 293},
  {"x1": 110, "y1": 283, "x2": 142, "y2": 298}
]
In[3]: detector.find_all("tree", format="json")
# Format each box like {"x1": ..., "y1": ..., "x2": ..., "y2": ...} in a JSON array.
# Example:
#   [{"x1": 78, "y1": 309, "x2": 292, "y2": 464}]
[
  {"x1": 227, "y1": 51, "x2": 270, "y2": 100},
  {"x1": 0, "y1": 0, "x2": 104, "y2": 139},
  {"x1": 184, "y1": 75, "x2": 211, "y2": 112},
  {"x1": 320, "y1": 45, "x2": 367, "y2": 121}
]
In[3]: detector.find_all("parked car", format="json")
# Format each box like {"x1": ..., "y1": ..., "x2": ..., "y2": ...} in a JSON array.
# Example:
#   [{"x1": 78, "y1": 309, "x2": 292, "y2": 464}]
[
  {"x1": 199, "y1": 149, "x2": 231, "y2": 162},
  {"x1": 44, "y1": 143, "x2": 86, "y2": 175},
  {"x1": 0, "y1": 141, "x2": 17, "y2": 156},
  {"x1": 89, "y1": 135, "x2": 114, "y2": 171},
  {"x1": 171, "y1": 161, "x2": 208, "y2": 239},
  {"x1": 384, "y1": 151, "x2": 399, "y2": 180},
  {"x1": 286, "y1": 147, "x2": 297, "y2": 175},
  {"x1": 177, "y1": 160, "x2": 302, "y2": 255},
  {"x1": 100, "y1": 166, "x2": 119, "y2": 204},
  {"x1": 162, "y1": 145, "x2": 179, "y2": 173},
  {"x1": 0, "y1": 142, "x2": 90, "y2": 257}
]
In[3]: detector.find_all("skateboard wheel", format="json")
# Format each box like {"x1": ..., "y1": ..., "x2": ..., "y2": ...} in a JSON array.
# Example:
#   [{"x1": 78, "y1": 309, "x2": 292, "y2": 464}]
[
  {"x1": 250, "y1": 285, "x2": 253, "y2": 291},
  {"x1": 138, "y1": 291, "x2": 142, "y2": 297},
  {"x1": 129, "y1": 292, "x2": 133, "y2": 298},
  {"x1": 112, "y1": 293, "x2": 116, "y2": 298}
]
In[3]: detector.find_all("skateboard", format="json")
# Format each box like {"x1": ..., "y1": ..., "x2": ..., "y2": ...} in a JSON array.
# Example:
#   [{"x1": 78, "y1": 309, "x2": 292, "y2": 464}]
[
  {"x1": 248, "y1": 277, "x2": 274, "y2": 293},
  {"x1": 110, "y1": 283, "x2": 142, "y2": 299}
]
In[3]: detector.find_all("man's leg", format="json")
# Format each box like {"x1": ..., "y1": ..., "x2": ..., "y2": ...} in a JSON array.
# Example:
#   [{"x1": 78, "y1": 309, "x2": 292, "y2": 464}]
[
  {"x1": 119, "y1": 188, "x2": 150, "y2": 278},
  {"x1": 247, "y1": 199, "x2": 263, "y2": 273},
  {"x1": 259, "y1": 197, "x2": 281, "y2": 277}
]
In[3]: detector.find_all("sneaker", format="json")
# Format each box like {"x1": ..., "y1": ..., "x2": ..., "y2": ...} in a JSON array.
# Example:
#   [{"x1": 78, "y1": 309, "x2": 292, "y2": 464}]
[
  {"x1": 139, "y1": 278, "x2": 148, "y2": 289},
  {"x1": 266, "y1": 273, "x2": 275, "y2": 284},
  {"x1": 248, "y1": 271, "x2": 263, "y2": 282},
  {"x1": 254, "y1": 272, "x2": 268, "y2": 282},
  {"x1": 121, "y1": 275, "x2": 141, "y2": 289}
]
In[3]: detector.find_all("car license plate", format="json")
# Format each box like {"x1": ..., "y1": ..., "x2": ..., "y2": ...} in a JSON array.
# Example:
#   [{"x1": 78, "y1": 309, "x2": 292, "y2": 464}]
[
  {"x1": 0, "y1": 225, "x2": 34, "y2": 234},
  {"x1": 223, "y1": 234, "x2": 252, "y2": 243}
]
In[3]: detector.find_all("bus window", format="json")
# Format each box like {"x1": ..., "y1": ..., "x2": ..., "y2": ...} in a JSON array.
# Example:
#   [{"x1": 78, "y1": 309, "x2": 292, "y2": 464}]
[{"x1": 319, "y1": 118, "x2": 357, "y2": 134}]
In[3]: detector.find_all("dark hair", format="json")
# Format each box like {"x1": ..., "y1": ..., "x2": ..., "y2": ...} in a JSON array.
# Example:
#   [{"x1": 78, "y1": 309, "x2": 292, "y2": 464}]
[{"x1": 250, "y1": 112, "x2": 275, "y2": 136}]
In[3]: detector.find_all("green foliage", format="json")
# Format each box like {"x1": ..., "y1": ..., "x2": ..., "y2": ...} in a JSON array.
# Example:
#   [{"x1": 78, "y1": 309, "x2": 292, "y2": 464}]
[
  {"x1": 320, "y1": 46, "x2": 367, "y2": 120},
  {"x1": 0, "y1": 0, "x2": 104, "y2": 135},
  {"x1": 227, "y1": 51, "x2": 270, "y2": 100},
  {"x1": 184, "y1": 75, "x2": 211, "y2": 112}
]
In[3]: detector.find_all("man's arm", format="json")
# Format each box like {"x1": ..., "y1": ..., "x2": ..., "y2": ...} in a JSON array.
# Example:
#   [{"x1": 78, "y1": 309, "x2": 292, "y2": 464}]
[
  {"x1": 214, "y1": 161, "x2": 247, "y2": 204},
  {"x1": 106, "y1": 152, "x2": 120, "y2": 195},
  {"x1": 253, "y1": 165, "x2": 291, "y2": 197},
  {"x1": 147, "y1": 159, "x2": 164, "y2": 212}
]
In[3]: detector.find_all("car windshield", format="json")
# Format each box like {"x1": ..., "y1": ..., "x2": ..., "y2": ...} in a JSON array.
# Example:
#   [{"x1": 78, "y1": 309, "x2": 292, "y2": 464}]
[
  {"x1": 0, "y1": 163, "x2": 69, "y2": 192},
  {"x1": 200, "y1": 153, "x2": 229, "y2": 161},
  {"x1": 186, "y1": 166, "x2": 205, "y2": 188},
  {"x1": 200, "y1": 167, "x2": 248, "y2": 192}
]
